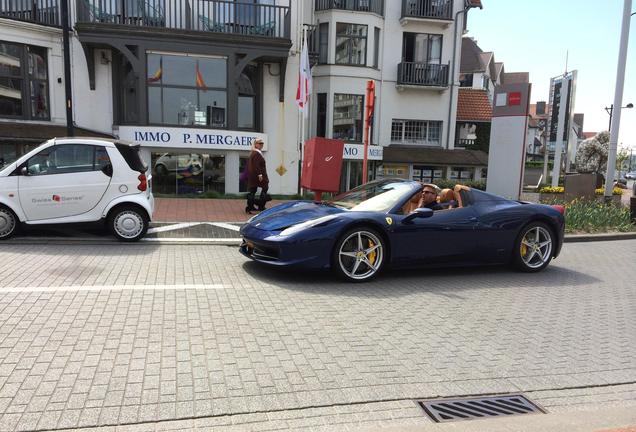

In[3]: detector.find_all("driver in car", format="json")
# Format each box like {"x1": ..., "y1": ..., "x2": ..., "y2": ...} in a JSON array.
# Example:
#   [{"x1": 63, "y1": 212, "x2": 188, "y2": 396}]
[{"x1": 418, "y1": 184, "x2": 443, "y2": 211}]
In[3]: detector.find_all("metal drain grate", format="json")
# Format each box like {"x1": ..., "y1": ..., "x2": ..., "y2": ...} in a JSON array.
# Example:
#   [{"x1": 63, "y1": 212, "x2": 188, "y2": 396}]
[{"x1": 417, "y1": 394, "x2": 545, "y2": 423}]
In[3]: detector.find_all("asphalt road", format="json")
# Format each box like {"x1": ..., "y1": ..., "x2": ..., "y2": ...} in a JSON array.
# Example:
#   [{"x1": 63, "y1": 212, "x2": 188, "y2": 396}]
[{"x1": 0, "y1": 240, "x2": 634, "y2": 431}]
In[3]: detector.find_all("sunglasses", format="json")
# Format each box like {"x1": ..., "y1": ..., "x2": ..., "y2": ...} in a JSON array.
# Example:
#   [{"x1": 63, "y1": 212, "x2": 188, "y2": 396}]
[{"x1": 422, "y1": 191, "x2": 436, "y2": 195}]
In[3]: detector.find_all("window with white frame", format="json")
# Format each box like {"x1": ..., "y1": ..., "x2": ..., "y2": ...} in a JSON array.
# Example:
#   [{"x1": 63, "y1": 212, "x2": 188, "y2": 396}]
[{"x1": 390, "y1": 119, "x2": 442, "y2": 145}]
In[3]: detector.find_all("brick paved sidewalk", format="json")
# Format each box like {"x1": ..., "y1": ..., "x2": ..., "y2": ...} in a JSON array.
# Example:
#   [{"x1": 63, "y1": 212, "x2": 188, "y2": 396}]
[{"x1": 153, "y1": 198, "x2": 286, "y2": 223}]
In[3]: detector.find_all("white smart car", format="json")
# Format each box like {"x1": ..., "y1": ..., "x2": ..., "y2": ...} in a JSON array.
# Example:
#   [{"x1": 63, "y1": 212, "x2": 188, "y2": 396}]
[{"x1": 0, "y1": 138, "x2": 154, "y2": 241}]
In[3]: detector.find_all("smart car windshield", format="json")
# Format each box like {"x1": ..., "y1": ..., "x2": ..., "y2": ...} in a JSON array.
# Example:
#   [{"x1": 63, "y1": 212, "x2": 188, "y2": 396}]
[{"x1": 329, "y1": 179, "x2": 413, "y2": 212}]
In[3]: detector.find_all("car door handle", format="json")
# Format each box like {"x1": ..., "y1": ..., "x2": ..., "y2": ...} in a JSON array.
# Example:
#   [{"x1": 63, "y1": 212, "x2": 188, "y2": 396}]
[{"x1": 469, "y1": 217, "x2": 478, "y2": 222}]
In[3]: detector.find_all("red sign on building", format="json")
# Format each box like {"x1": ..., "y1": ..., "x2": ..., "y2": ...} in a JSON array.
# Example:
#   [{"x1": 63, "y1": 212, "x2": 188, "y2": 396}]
[{"x1": 508, "y1": 92, "x2": 522, "y2": 106}]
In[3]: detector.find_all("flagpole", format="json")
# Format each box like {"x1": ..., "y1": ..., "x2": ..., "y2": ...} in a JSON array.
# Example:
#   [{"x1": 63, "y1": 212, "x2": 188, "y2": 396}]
[{"x1": 299, "y1": 25, "x2": 310, "y2": 197}]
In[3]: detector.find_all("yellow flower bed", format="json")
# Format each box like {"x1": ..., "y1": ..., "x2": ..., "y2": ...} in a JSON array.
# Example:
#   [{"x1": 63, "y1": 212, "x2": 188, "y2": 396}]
[
  {"x1": 540, "y1": 186, "x2": 564, "y2": 194},
  {"x1": 594, "y1": 187, "x2": 623, "y2": 196},
  {"x1": 540, "y1": 186, "x2": 622, "y2": 195}
]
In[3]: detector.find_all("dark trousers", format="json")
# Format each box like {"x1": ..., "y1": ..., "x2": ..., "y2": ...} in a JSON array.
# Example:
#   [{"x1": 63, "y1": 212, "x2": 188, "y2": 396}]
[{"x1": 247, "y1": 185, "x2": 269, "y2": 210}]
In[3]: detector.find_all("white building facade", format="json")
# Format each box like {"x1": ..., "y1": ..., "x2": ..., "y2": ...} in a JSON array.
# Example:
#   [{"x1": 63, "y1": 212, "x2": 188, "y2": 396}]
[
  {"x1": 1, "y1": 0, "x2": 483, "y2": 196},
  {"x1": 309, "y1": 0, "x2": 485, "y2": 188}
]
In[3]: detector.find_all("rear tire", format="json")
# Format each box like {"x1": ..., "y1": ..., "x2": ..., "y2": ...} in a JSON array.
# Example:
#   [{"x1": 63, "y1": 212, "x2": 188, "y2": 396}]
[
  {"x1": 331, "y1": 227, "x2": 386, "y2": 282},
  {"x1": 513, "y1": 222, "x2": 554, "y2": 272},
  {"x1": 108, "y1": 205, "x2": 149, "y2": 242},
  {"x1": 0, "y1": 206, "x2": 17, "y2": 240}
]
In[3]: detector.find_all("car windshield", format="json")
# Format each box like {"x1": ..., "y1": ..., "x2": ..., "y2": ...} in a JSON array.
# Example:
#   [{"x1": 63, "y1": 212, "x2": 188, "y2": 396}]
[{"x1": 329, "y1": 179, "x2": 413, "y2": 212}]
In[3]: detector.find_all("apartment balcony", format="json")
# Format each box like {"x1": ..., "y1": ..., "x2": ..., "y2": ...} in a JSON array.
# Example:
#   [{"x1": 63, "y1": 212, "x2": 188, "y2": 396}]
[
  {"x1": 400, "y1": 0, "x2": 452, "y2": 27},
  {"x1": 76, "y1": 0, "x2": 291, "y2": 40},
  {"x1": 315, "y1": 0, "x2": 384, "y2": 16},
  {"x1": 397, "y1": 62, "x2": 449, "y2": 90},
  {"x1": 0, "y1": 0, "x2": 60, "y2": 26}
]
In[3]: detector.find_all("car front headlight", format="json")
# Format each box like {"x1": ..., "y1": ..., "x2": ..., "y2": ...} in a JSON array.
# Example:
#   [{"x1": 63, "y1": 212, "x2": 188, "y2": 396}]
[{"x1": 279, "y1": 214, "x2": 338, "y2": 236}]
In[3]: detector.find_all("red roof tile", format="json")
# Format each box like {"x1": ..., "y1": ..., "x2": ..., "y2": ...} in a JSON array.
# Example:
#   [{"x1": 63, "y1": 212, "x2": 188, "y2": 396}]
[{"x1": 457, "y1": 89, "x2": 492, "y2": 122}]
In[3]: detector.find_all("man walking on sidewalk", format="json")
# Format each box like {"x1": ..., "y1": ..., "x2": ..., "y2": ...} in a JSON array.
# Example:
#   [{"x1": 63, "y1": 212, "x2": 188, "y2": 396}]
[{"x1": 246, "y1": 138, "x2": 270, "y2": 214}]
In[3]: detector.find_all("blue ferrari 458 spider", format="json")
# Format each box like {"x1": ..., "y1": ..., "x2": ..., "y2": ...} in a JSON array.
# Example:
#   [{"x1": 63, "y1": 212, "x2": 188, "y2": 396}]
[{"x1": 239, "y1": 179, "x2": 565, "y2": 282}]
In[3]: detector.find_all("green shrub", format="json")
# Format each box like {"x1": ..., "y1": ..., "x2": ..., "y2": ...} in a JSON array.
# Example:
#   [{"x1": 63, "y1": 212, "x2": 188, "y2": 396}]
[
  {"x1": 525, "y1": 161, "x2": 553, "y2": 169},
  {"x1": 562, "y1": 200, "x2": 634, "y2": 233}
]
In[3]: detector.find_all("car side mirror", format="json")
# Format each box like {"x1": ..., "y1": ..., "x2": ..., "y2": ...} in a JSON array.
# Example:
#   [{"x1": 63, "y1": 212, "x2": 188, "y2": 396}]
[
  {"x1": 403, "y1": 207, "x2": 434, "y2": 224},
  {"x1": 101, "y1": 163, "x2": 113, "y2": 177},
  {"x1": 20, "y1": 166, "x2": 29, "y2": 176}
]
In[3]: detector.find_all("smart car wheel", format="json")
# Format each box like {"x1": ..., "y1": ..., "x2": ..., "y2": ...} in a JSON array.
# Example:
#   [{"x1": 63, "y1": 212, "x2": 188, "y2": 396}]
[
  {"x1": 513, "y1": 222, "x2": 554, "y2": 272},
  {"x1": 332, "y1": 227, "x2": 385, "y2": 282},
  {"x1": 108, "y1": 206, "x2": 149, "y2": 242},
  {"x1": 0, "y1": 206, "x2": 17, "y2": 240}
]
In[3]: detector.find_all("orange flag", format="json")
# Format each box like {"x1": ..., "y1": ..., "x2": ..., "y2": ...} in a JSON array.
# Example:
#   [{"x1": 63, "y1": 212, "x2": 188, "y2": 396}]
[
  {"x1": 195, "y1": 62, "x2": 207, "y2": 91},
  {"x1": 147, "y1": 57, "x2": 162, "y2": 83}
]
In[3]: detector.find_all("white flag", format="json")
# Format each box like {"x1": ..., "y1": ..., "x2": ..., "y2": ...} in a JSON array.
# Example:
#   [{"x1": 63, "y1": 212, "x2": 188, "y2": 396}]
[{"x1": 295, "y1": 33, "x2": 312, "y2": 118}]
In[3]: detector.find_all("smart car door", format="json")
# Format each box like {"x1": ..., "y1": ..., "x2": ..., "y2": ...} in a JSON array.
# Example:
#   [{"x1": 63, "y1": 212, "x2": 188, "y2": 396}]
[
  {"x1": 391, "y1": 207, "x2": 479, "y2": 266},
  {"x1": 18, "y1": 144, "x2": 112, "y2": 221}
]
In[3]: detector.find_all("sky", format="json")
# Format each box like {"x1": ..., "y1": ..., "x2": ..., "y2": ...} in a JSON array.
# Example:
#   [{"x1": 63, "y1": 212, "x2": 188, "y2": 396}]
[{"x1": 466, "y1": 0, "x2": 636, "y2": 151}]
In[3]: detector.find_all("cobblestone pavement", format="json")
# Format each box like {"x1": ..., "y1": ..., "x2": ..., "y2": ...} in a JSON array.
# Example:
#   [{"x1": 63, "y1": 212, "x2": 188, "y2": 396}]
[{"x1": 0, "y1": 240, "x2": 634, "y2": 431}]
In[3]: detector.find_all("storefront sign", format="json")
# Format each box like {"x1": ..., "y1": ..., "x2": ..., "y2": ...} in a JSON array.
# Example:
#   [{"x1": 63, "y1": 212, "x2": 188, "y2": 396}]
[
  {"x1": 343, "y1": 144, "x2": 383, "y2": 161},
  {"x1": 118, "y1": 126, "x2": 267, "y2": 151}
]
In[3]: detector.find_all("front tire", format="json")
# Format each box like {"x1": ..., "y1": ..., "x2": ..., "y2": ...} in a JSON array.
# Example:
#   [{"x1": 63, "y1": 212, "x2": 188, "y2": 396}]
[
  {"x1": 513, "y1": 222, "x2": 555, "y2": 272},
  {"x1": 332, "y1": 227, "x2": 386, "y2": 282},
  {"x1": 0, "y1": 206, "x2": 18, "y2": 240},
  {"x1": 108, "y1": 205, "x2": 149, "y2": 242}
]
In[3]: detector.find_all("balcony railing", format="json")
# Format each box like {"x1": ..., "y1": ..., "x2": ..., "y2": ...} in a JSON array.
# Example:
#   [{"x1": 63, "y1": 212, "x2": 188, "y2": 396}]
[
  {"x1": 401, "y1": 0, "x2": 452, "y2": 20},
  {"x1": 397, "y1": 62, "x2": 449, "y2": 87},
  {"x1": 0, "y1": 0, "x2": 60, "y2": 26},
  {"x1": 315, "y1": 0, "x2": 384, "y2": 16},
  {"x1": 455, "y1": 138, "x2": 475, "y2": 148},
  {"x1": 76, "y1": 0, "x2": 290, "y2": 39}
]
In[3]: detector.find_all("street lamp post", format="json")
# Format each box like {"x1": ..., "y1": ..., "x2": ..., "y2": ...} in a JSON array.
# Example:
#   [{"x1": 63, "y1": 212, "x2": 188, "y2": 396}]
[
  {"x1": 605, "y1": 103, "x2": 634, "y2": 130},
  {"x1": 604, "y1": 0, "x2": 633, "y2": 200}
]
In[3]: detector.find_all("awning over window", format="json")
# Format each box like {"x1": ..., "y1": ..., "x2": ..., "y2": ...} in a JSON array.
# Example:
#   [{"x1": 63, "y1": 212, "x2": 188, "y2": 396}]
[{"x1": 383, "y1": 146, "x2": 488, "y2": 166}]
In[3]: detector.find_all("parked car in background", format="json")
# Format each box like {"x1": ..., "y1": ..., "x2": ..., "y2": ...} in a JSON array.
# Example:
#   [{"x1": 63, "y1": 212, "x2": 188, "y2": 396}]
[
  {"x1": 625, "y1": 171, "x2": 636, "y2": 180},
  {"x1": 0, "y1": 138, "x2": 154, "y2": 241},
  {"x1": 153, "y1": 153, "x2": 203, "y2": 176}
]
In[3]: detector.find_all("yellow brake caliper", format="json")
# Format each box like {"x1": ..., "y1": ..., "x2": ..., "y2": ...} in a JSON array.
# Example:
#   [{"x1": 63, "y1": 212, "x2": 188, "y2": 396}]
[
  {"x1": 520, "y1": 235, "x2": 527, "y2": 257},
  {"x1": 368, "y1": 239, "x2": 376, "y2": 265}
]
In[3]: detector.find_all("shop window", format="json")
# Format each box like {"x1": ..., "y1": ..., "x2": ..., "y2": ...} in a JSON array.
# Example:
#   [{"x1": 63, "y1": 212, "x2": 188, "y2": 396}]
[
  {"x1": 333, "y1": 93, "x2": 363, "y2": 142},
  {"x1": 413, "y1": 165, "x2": 444, "y2": 183},
  {"x1": 450, "y1": 167, "x2": 473, "y2": 181},
  {"x1": 0, "y1": 41, "x2": 49, "y2": 120},
  {"x1": 151, "y1": 152, "x2": 226, "y2": 195},
  {"x1": 147, "y1": 52, "x2": 227, "y2": 127},
  {"x1": 239, "y1": 157, "x2": 248, "y2": 192},
  {"x1": 377, "y1": 164, "x2": 409, "y2": 180}
]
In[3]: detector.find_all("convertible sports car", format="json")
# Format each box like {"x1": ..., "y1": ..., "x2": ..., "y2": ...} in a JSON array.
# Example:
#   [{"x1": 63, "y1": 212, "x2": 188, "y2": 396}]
[{"x1": 239, "y1": 179, "x2": 565, "y2": 282}]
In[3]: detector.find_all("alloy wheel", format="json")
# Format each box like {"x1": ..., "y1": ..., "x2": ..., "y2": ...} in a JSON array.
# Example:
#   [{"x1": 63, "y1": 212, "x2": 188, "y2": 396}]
[
  {"x1": 338, "y1": 230, "x2": 384, "y2": 281},
  {"x1": 520, "y1": 226, "x2": 553, "y2": 269}
]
